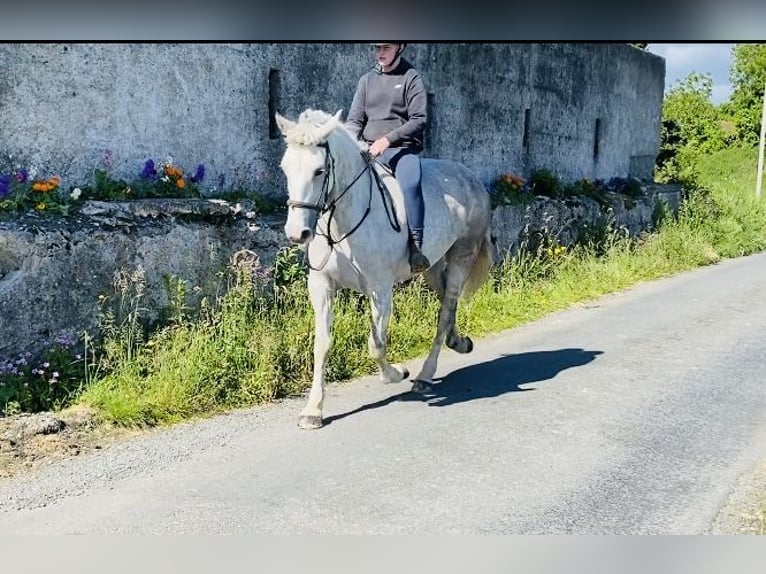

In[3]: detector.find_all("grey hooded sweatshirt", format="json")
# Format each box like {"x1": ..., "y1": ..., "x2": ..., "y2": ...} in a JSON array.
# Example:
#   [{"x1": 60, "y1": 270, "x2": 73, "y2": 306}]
[{"x1": 345, "y1": 57, "x2": 427, "y2": 152}]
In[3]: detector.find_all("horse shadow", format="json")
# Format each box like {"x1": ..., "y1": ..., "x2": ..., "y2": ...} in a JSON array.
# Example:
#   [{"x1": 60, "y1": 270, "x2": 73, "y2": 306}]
[{"x1": 323, "y1": 347, "x2": 603, "y2": 425}]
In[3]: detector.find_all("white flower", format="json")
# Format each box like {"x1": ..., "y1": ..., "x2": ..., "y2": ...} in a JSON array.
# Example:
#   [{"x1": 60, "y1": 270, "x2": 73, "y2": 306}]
[
  {"x1": 165, "y1": 155, "x2": 173, "y2": 166},
  {"x1": 70, "y1": 187, "x2": 82, "y2": 200},
  {"x1": 161, "y1": 176, "x2": 170, "y2": 183},
  {"x1": 28, "y1": 165, "x2": 39, "y2": 179}
]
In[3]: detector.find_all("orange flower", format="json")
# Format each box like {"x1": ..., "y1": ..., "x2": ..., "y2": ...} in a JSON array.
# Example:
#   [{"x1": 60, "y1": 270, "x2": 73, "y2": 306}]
[
  {"x1": 176, "y1": 178, "x2": 186, "y2": 189},
  {"x1": 32, "y1": 181, "x2": 52, "y2": 192},
  {"x1": 165, "y1": 165, "x2": 183, "y2": 179}
]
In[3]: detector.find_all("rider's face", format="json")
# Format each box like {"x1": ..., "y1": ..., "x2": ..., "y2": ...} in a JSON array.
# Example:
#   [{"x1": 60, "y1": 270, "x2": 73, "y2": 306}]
[{"x1": 374, "y1": 44, "x2": 399, "y2": 68}]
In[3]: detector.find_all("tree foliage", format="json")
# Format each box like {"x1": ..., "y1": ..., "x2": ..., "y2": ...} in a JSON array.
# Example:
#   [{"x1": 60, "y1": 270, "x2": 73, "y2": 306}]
[
  {"x1": 726, "y1": 44, "x2": 766, "y2": 146},
  {"x1": 656, "y1": 73, "x2": 733, "y2": 182},
  {"x1": 656, "y1": 44, "x2": 766, "y2": 182}
]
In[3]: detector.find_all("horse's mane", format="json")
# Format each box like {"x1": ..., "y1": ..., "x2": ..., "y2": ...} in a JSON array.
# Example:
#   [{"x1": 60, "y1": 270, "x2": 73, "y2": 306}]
[{"x1": 283, "y1": 109, "x2": 365, "y2": 155}]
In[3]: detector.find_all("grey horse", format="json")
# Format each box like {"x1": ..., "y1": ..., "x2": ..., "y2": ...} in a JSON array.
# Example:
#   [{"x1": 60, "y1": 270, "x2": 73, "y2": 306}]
[{"x1": 276, "y1": 109, "x2": 493, "y2": 429}]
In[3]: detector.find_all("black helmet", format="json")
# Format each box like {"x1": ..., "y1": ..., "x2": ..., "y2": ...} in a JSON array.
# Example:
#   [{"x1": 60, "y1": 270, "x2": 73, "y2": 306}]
[{"x1": 369, "y1": 42, "x2": 406, "y2": 50}]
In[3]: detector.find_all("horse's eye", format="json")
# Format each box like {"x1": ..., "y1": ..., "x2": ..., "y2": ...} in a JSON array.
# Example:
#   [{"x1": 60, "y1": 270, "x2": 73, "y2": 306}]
[{"x1": 314, "y1": 168, "x2": 326, "y2": 177}]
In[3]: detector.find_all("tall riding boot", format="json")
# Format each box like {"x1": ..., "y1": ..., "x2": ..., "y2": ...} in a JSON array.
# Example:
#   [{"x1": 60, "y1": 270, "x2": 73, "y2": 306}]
[{"x1": 408, "y1": 229, "x2": 431, "y2": 273}]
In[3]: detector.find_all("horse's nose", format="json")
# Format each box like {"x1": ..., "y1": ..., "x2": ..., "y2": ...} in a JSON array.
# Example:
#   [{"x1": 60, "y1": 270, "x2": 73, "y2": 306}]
[{"x1": 286, "y1": 228, "x2": 313, "y2": 245}]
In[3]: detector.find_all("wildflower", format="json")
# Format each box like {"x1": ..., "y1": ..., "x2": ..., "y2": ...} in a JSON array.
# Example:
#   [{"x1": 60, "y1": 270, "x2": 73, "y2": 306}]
[
  {"x1": 140, "y1": 159, "x2": 157, "y2": 179},
  {"x1": 43, "y1": 362, "x2": 50, "y2": 368},
  {"x1": 36, "y1": 202, "x2": 46, "y2": 211},
  {"x1": 55, "y1": 331, "x2": 76, "y2": 347},
  {"x1": 176, "y1": 178, "x2": 186, "y2": 189},
  {"x1": 191, "y1": 164, "x2": 206, "y2": 183},
  {"x1": 164, "y1": 165, "x2": 183, "y2": 179},
  {"x1": 70, "y1": 187, "x2": 82, "y2": 200},
  {"x1": 0, "y1": 174, "x2": 10, "y2": 198},
  {"x1": 14, "y1": 168, "x2": 28, "y2": 183},
  {"x1": 103, "y1": 149, "x2": 113, "y2": 169},
  {"x1": 28, "y1": 165, "x2": 39, "y2": 179}
]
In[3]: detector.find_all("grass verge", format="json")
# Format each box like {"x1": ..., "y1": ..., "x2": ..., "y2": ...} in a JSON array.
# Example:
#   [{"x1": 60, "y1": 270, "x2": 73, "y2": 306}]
[{"x1": 70, "y1": 147, "x2": 766, "y2": 430}]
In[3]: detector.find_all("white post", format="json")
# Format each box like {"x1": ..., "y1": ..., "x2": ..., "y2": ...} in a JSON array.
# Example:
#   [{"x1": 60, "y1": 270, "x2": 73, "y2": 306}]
[{"x1": 756, "y1": 80, "x2": 766, "y2": 199}]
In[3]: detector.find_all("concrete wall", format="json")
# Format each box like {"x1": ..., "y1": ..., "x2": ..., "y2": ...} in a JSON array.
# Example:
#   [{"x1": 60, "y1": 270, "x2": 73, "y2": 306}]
[{"x1": 0, "y1": 43, "x2": 664, "y2": 199}]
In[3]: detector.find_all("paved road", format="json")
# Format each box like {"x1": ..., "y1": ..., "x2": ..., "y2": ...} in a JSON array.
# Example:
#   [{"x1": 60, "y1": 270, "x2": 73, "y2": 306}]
[{"x1": 1, "y1": 253, "x2": 765, "y2": 534}]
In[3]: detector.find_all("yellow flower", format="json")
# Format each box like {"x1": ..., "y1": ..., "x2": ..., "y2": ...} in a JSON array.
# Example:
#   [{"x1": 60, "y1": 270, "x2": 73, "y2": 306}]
[{"x1": 35, "y1": 202, "x2": 46, "y2": 211}]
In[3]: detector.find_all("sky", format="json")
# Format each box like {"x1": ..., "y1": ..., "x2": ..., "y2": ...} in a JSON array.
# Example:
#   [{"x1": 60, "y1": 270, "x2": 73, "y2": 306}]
[{"x1": 646, "y1": 43, "x2": 735, "y2": 105}]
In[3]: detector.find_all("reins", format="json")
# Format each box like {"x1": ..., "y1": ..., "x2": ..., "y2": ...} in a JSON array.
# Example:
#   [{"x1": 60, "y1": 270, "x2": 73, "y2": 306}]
[{"x1": 288, "y1": 141, "x2": 402, "y2": 271}]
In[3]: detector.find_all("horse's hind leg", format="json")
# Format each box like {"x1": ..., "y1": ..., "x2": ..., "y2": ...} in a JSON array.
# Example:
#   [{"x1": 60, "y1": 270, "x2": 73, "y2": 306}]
[
  {"x1": 412, "y1": 261, "x2": 469, "y2": 389},
  {"x1": 423, "y1": 262, "x2": 473, "y2": 355},
  {"x1": 298, "y1": 272, "x2": 336, "y2": 430},
  {"x1": 368, "y1": 287, "x2": 409, "y2": 383}
]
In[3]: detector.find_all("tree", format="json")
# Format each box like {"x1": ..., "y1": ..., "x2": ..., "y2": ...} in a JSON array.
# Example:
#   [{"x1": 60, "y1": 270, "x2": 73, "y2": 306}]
[
  {"x1": 727, "y1": 44, "x2": 766, "y2": 147},
  {"x1": 629, "y1": 43, "x2": 648, "y2": 50},
  {"x1": 656, "y1": 72, "x2": 729, "y2": 181}
]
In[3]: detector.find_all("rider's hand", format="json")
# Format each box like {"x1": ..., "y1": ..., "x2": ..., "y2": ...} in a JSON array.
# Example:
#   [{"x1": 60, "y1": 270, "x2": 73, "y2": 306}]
[{"x1": 369, "y1": 137, "x2": 391, "y2": 157}]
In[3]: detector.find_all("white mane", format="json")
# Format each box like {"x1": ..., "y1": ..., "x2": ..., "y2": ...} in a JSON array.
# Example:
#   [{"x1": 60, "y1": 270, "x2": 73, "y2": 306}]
[{"x1": 281, "y1": 108, "x2": 365, "y2": 153}]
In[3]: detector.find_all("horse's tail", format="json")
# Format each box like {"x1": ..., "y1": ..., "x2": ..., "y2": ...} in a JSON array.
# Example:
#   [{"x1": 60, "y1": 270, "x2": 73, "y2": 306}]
[{"x1": 461, "y1": 228, "x2": 495, "y2": 299}]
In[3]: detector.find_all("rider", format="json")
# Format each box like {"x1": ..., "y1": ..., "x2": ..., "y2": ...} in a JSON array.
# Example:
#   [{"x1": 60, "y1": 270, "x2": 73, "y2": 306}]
[{"x1": 345, "y1": 42, "x2": 431, "y2": 273}]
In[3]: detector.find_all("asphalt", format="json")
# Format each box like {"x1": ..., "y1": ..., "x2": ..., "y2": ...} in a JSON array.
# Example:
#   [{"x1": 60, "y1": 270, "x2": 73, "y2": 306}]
[{"x1": 1, "y1": 253, "x2": 765, "y2": 534}]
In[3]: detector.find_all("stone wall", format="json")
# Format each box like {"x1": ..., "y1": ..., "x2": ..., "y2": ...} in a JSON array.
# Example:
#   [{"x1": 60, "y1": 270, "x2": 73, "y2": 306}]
[
  {"x1": 0, "y1": 43, "x2": 664, "y2": 200},
  {"x1": 0, "y1": 186, "x2": 681, "y2": 362}
]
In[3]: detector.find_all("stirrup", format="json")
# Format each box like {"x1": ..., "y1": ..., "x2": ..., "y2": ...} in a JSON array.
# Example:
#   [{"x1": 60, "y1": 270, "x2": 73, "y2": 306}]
[{"x1": 409, "y1": 251, "x2": 431, "y2": 273}]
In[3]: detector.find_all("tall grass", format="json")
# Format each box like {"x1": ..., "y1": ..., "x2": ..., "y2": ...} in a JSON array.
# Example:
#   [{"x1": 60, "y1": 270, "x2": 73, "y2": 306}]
[{"x1": 75, "y1": 147, "x2": 766, "y2": 427}]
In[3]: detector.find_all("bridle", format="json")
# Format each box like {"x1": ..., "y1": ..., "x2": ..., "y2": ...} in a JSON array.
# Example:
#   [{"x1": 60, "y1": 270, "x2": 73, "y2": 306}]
[{"x1": 286, "y1": 141, "x2": 402, "y2": 271}]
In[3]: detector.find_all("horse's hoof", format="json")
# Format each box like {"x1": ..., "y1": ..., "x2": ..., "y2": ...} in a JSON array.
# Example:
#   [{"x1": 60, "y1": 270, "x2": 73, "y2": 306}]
[
  {"x1": 297, "y1": 414, "x2": 323, "y2": 430},
  {"x1": 381, "y1": 364, "x2": 410, "y2": 383},
  {"x1": 411, "y1": 380, "x2": 434, "y2": 394},
  {"x1": 447, "y1": 335, "x2": 473, "y2": 354}
]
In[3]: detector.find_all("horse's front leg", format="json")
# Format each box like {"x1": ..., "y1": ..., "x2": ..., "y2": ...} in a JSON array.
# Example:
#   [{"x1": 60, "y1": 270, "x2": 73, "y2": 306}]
[
  {"x1": 298, "y1": 272, "x2": 336, "y2": 430},
  {"x1": 368, "y1": 288, "x2": 409, "y2": 383}
]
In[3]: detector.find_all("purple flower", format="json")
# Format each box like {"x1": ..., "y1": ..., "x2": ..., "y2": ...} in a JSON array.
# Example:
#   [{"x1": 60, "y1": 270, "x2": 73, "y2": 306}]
[
  {"x1": 103, "y1": 149, "x2": 113, "y2": 169},
  {"x1": 14, "y1": 168, "x2": 28, "y2": 183},
  {"x1": 191, "y1": 164, "x2": 206, "y2": 183},
  {"x1": 140, "y1": 159, "x2": 157, "y2": 179},
  {"x1": 0, "y1": 174, "x2": 10, "y2": 198},
  {"x1": 55, "y1": 331, "x2": 76, "y2": 348}
]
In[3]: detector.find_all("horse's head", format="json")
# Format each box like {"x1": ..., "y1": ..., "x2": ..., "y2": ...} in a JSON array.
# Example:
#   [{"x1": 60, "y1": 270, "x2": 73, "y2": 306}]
[{"x1": 276, "y1": 109, "x2": 344, "y2": 245}]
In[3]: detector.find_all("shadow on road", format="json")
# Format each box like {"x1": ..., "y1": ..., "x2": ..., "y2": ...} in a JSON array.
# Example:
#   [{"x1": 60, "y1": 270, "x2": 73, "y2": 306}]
[{"x1": 323, "y1": 347, "x2": 603, "y2": 425}]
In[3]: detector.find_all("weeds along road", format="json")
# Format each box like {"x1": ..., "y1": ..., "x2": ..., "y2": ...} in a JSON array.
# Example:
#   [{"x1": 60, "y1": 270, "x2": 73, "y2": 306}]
[{"x1": 1, "y1": 252, "x2": 766, "y2": 534}]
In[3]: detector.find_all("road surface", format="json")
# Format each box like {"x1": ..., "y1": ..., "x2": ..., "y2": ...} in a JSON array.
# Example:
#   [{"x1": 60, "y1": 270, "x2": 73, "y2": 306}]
[{"x1": 1, "y1": 253, "x2": 765, "y2": 533}]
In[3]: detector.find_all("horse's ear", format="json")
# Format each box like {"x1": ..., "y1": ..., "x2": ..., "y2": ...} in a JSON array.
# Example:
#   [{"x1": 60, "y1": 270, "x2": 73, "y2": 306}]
[
  {"x1": 332, "y1": 109, "x2": 343, "y2": 123},
  {"x1": 274, "y1": 112, "x2": 296, "y2": 135}
]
